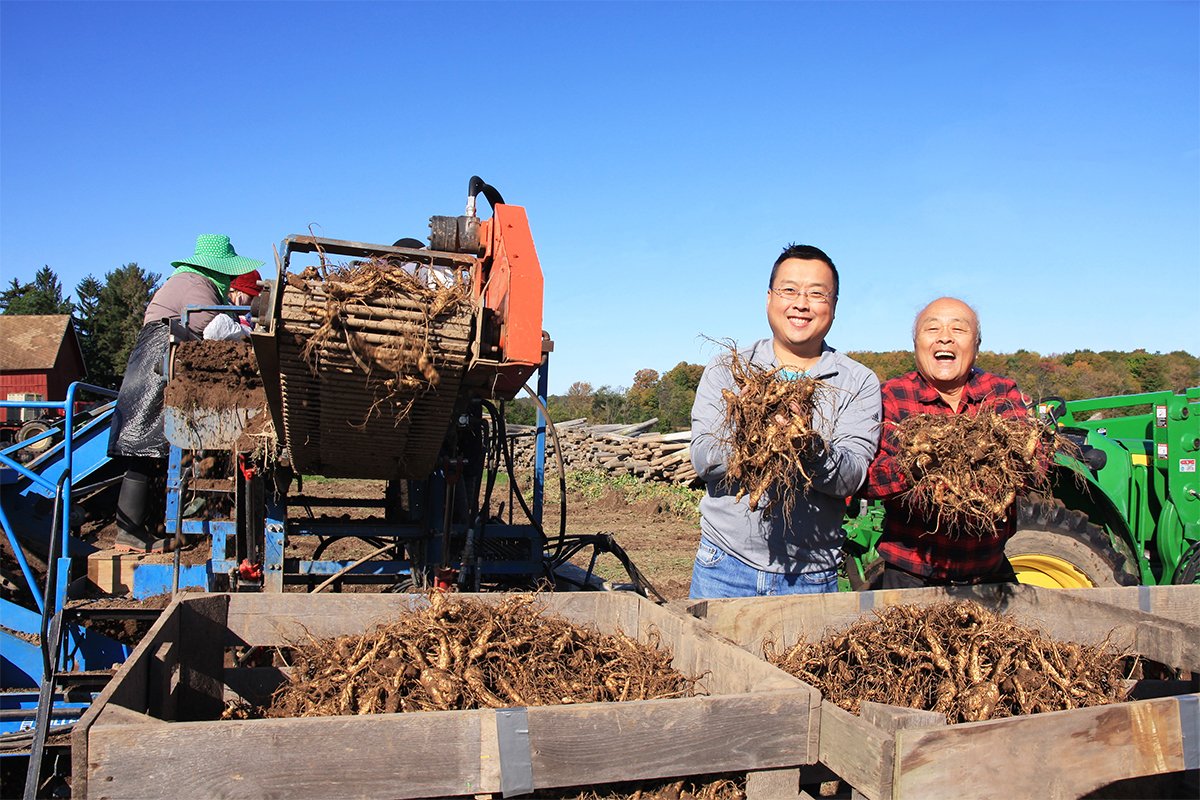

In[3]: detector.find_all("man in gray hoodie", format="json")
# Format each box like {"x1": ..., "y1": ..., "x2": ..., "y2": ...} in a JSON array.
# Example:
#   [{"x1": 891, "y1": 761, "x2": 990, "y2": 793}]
[{"x1": 689, "y1": 244, "x2": 881, "y2": 598}]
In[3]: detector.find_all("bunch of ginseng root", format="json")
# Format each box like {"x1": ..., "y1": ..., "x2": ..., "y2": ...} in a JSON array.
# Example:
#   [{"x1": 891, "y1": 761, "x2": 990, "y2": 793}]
[
  {"x1": 719, "y1": 344, "x2": 829, "y2": 517},
  {"x1": 766, "y1": 600, "x2": 1129, "y2": 723},
  {"x1": 890, "y1": 406, "x2": 1061, "y2": 536},
  {"x1": 259, "y1": 593, "x2": 701, "y2": 718}
]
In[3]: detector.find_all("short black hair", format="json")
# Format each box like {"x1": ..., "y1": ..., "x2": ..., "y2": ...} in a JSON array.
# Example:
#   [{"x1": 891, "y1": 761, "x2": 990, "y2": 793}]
[{"x1": 770, "y1": 244, "x2": 839, "y2": 299}]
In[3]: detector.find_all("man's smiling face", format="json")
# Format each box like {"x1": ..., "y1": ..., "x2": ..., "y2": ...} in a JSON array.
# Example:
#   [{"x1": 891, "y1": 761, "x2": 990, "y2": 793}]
[
  {"x1": 913, "y1": 297, "x2": 979, "y2": 391},
  {"x1": 766, "y1": 257, "x2": 837, "y2": 362}
]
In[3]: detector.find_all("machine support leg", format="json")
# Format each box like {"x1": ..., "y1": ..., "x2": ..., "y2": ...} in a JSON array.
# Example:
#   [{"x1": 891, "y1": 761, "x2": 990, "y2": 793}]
[
  {"x1": 533, "y1": 355, "x2": 549, "y2": 527},
  {"x1": 263, "y1": 514, "x2": 285, "y2": 593},
  {"x1": 22, "y1": 611, "x2": 63, "y2": 800}
]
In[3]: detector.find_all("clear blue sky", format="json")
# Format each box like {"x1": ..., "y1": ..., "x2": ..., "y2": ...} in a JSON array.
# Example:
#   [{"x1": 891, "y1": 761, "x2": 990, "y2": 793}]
[{"x1": 2, "y1": 1, "x2": 1197, "y2": 394}]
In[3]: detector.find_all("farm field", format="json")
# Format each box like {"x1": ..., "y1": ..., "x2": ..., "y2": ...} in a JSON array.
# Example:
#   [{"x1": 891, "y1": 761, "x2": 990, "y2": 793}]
[{"x1": 72, "y1": 470, "x2": 701, "y2": 600}]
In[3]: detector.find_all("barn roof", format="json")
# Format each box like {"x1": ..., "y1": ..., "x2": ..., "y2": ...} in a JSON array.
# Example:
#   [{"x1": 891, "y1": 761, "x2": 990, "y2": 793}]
[{"x1": 0, "y1": 315, "x2": 84, "y2": 371}]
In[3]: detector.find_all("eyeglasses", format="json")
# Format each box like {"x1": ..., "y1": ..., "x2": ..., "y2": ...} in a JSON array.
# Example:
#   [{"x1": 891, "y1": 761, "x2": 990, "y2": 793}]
[{"x1": 770, "y1": 287, "x2": 833, "y2": 305}]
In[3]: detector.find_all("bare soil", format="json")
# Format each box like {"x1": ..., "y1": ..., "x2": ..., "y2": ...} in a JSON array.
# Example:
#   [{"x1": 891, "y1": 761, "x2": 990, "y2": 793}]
[
  {"x1": 76, "y1": 473, "x2": 699, "y2": 598},
  {"x1": 164, "y1": 339, "x2": 263, "y2": 411},
  {"x1": 295, "y1": 475, "x2": 700, "y2": 599}
]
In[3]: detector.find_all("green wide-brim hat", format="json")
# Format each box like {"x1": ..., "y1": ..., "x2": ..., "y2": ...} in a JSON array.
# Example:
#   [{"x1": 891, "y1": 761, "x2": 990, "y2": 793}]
[{"x1": 171, "y1": 234, "x2": 263, "y2": 275}]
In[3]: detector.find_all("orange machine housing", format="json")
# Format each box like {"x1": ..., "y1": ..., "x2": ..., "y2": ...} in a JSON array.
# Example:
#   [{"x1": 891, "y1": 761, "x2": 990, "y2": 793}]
[{"x1": 468, "y1": 203, "x2": 546, "y2": 399}]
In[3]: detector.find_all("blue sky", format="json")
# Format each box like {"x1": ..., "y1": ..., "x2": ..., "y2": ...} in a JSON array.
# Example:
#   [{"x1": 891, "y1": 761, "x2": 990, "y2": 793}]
[{"x1": 2, "y1": 1, "x2": 1197, "y2": 394}]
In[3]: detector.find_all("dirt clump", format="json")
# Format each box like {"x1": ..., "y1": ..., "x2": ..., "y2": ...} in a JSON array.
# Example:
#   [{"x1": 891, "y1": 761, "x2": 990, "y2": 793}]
[
  {"x1": 534, "y1": 775, "x2": 745, "y2": 799},
  {"x1": 766, "y1": 600, "x2": 1128, "y2": 723},
  {"x1": 717, "y1": 342, "x2": 828, "y2": 516},
  {"x1": 891, "y1": 407, "x2": 1058, "y2": 536},
  {"x1": 165, "y1": 339, "x2": 263, "y2": 411},
  {"x1": 67, "y1": 593, "x2": 171, "y2": 646},
  {"x1": 259, "y1": 593, "x2": 702, "y2": 718}
]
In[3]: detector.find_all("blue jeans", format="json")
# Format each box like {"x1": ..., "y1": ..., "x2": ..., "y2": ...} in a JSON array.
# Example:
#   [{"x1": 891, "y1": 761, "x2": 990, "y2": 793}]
[{"x1": 688, "y1": 535, "x2": 839, "y2": 599}]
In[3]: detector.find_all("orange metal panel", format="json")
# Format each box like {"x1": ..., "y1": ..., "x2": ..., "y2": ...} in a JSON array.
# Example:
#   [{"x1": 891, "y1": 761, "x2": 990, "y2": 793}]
[{"x1": 484, "y1": 205, "x2": 544, "y2": 368}]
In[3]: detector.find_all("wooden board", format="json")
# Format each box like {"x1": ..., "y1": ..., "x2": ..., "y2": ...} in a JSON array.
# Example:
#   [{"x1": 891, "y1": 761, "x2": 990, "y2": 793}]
[
  {"x1": 1062, "y1": 584, "x2": 1199, "y2": 627},
  {"x1": 82, "y1": 591, "x2": 820, "y2": 798},
  {"x1": 893, "y1": 695, "x2": 1191, "y2": 800},
  {"x1": 687, "y1": 585, "x2": 1200, "y2": 800},
  {"x1": 688, "y1": 584, "x2": 1199, "y2": 669},
  {"x1": 87, "y1": 709, "x2": 490, "y2": 800}
]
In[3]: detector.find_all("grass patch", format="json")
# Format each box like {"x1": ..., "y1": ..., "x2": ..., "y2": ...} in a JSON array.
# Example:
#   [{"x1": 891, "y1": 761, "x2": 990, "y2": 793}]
[
  {"x1": 567, "y1": 470, "x2": 702, "y2": 519},
  {"x1": 493, "y1": 470, "x2": 702, "y2": 520}
]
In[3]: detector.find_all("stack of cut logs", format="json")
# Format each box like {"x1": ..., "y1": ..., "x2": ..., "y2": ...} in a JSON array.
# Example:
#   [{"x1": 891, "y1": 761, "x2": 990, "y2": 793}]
[{"x1": 505, "y1": 418, "x2": 699, "y2": 486}]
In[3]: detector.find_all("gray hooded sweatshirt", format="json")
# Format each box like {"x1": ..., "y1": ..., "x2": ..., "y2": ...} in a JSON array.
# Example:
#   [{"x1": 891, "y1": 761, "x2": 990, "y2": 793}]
[{"x1": 690, "y1": 339, "x2": 882, "y2": 574}]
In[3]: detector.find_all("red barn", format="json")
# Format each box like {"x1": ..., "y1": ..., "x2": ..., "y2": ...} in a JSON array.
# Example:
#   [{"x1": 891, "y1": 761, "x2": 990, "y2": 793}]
[{"x1": 0, "y1": 315, "x2": 87, "y2": 423}]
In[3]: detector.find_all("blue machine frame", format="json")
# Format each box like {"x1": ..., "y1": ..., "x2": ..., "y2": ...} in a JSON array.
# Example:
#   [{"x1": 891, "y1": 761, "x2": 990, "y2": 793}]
[
  {"x1": 131, "y1": 322, "x2": 553, "y2": 598},
  {"x1": 0, "y1": 382, "x2": 132, "y2": 740}
]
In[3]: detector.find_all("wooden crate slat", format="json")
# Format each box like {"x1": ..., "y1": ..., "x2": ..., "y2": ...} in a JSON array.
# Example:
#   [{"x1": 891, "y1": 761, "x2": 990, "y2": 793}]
[
  {"x1": 527, "y1": 690, "x2": 814, "y2": 788},
  {"x1": 87, "y1": 711, "x2": 490, "y2": 800},
  {"x1": 1062, "y1": 585, "x2": 1200, "y2": 627},
  {"x1": 817, "y1": 704, "x2": 895, "y2": 800},
  {"x1": 893, "y1": 695, "x2": 1190, "y2": 800}
]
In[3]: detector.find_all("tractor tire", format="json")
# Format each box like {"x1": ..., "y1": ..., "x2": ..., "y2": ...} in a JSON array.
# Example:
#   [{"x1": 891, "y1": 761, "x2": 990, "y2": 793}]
[
  {"x1": 1173, "y1": 541, "x2": 1200, "y2": 585},
  {"x1": 14, "y1": 419, "x2": 55, "y2": 463},
  {"x1": 1006, "y1": 495, "x2": 1138, "y2": 588}
]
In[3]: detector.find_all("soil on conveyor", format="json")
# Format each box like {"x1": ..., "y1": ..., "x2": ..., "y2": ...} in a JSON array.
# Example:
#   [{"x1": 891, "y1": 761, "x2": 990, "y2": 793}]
[
  {"x1": 164, "y1": 339, "x2": 264, "y2": 412},
  {"x1": 67, "y1": 593, "x2": 173, "y2": 646}
]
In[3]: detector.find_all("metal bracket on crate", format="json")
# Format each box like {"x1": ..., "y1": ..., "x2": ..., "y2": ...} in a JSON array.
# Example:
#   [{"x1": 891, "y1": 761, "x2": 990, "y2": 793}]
[
  {"x1": 496, "y1": 706, "x2": 534, "y2": 797},
  {"x1": 1180, "y1": 694, "x2": 1199, "y2": 770}
]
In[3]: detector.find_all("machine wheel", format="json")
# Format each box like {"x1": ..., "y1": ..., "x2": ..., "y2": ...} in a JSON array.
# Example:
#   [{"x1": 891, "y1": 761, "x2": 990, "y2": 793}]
[
  {"x1": 1173, "y1": 541, "x2": 1200, "y2": 584},
  {"x1": 14, "y1": 419, "x2": 56, "y2": 463},
  {"x1": 1007, "y1": 496, "x2": 1138, "y2": 588}
]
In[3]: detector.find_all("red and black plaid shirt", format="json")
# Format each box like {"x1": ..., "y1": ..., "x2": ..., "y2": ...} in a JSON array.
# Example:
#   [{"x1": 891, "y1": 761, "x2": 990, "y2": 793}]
[{"x1": 865, "y1": 369, "x2": 1030, "y2": 580}]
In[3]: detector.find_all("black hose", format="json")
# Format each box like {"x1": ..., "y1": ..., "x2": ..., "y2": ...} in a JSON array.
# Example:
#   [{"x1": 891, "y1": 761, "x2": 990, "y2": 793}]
[
  {"x1": 545, "y1": 532, "x2": 668, "y2": 603},
  {"x1": 497, "y1": 406, "x2": 540, "y2": 531},
  {"x1": 468, "y1": 175, "x2": 506, "y2": 209},
  {"x1": 479, "y1": 400, "x2": 504, "y2": 522},
  {"x1": 311, "y1": 535, "x2": 388, "y2": 561},
  {"x1": 518, "y1": 385, "x2": 568, "y2": 555}
]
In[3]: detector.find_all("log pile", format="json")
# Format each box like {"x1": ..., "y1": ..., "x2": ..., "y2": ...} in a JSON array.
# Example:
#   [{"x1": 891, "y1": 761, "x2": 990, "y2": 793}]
[{"x1": 506, "y1": 418, "x2": 699, "y2": 486}]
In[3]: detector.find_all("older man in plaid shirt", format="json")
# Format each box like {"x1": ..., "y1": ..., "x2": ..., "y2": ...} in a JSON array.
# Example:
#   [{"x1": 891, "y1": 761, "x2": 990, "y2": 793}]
[{"x1": 865, "y1": 297, "x2": 1031, "y2": 589}]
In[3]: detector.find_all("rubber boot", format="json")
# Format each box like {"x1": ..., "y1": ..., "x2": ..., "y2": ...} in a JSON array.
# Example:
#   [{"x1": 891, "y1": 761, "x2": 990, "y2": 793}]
[{"x1": 115, "y1": 468, "x2": 151, "y2": 547}]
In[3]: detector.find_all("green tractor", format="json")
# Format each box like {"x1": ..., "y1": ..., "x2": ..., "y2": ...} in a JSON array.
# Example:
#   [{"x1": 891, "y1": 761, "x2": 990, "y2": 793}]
[{"x1": 843, "y1": 387, "x2": 1200, "y2": 589}]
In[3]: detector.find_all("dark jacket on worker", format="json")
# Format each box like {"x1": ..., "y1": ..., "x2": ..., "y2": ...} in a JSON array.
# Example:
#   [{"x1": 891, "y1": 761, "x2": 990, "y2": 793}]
[{"x1": 107, "y1": 272, "x2": 223, "y2": 459}]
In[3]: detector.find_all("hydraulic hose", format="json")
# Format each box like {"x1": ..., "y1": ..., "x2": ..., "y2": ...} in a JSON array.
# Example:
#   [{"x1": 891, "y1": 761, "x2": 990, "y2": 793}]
[
  {"x1": 519, "y1": 384, "x2": 568, "y2": 549},
  {"x1": 467, "y1": 176, "x2": 505, "y2": 214}
]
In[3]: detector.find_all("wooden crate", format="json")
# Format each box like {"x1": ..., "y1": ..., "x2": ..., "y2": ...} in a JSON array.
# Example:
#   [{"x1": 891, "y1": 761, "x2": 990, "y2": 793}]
[
  {"x1": 72, "y1": 592, "x2": 820, "y2": 799},
  {"x1": 1061, "y1": 584, "x2": 1199, "y2": 626},
  {"x1": 686, "y1": 584, "x2": 1200, "y2": 800}
]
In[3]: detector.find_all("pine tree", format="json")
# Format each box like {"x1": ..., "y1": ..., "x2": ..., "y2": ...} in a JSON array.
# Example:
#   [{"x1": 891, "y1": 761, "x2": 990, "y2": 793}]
[
  {"x1": 1, "y1": 266, "x2": 74, "y2": 315},
  {"x1": 89, "y1": 264, "x2": 160, "y2": 387},
  {"x1": 73, "y1": 275, "x2": 105, "y2": 383}
]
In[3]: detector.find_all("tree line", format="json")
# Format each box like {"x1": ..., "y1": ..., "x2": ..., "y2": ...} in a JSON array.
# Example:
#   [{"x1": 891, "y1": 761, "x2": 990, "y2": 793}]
[
  {"x1": 509, "y1": 349, "x2": 1199, "y2": 430},
  {"x1": 4, "y1": 265, "x2": 1197, "y2": 424}
]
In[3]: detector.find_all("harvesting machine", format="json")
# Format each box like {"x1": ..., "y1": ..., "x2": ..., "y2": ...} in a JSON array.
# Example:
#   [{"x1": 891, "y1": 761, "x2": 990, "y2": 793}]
[{"x1": 1, "y1": 177, "x2": 648, "y2": 796}]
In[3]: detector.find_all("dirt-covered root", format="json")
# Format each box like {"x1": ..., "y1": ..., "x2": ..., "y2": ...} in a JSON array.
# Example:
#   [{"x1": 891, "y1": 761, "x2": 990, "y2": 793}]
[
  {"x1": 261, "y1": 593, "x2": 702, "y2": 718},
  {"x1": 717, "y1": 342, "x2": 829, "y2": 516},
  {"x1": 891, "y1": 407, "x2": 1062, "y2": 536},
  {"x1": 289, "y1": 256, "x2": 473, "y2": 394},
  {"x1": 765, "y1": 600, "x2": 1129, "y2": 723},
  {"x1": 535, "y1": 774, "x2": 746, "y2": 799}
]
